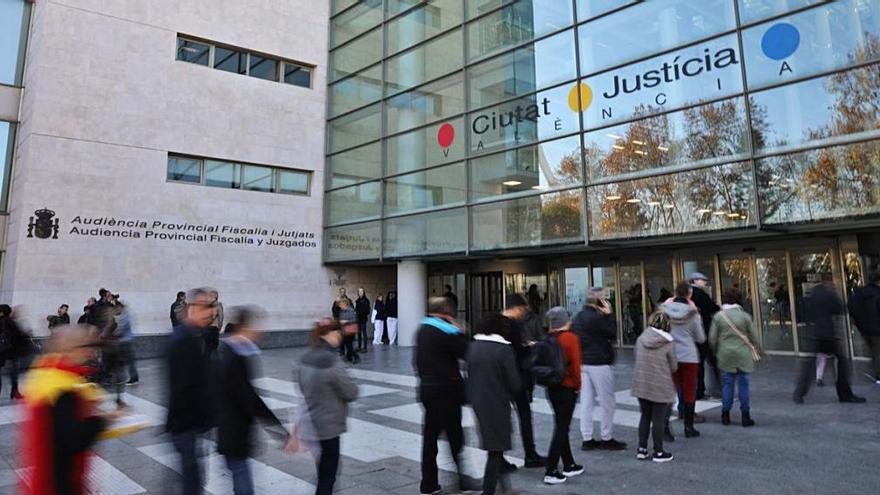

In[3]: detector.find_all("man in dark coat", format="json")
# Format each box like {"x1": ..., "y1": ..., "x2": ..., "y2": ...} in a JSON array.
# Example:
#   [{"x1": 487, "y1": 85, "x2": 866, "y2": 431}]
[
  {"x1": 217, "y1": 306, "x2": 285, "y2": 495},
  {"x1": 414, "y1": 297, "x2": 477, "y2": 495},
  {"x1": 848, "y1": 271, "x2": 880, "y2": 383},
  {"x1": 794, "y1": 277, "x2": 866, "y2": 403},
  {"x1": 0, "y1": 304, "x2": 27, "y2": 399},
  {"x1": 467, "y1": 312, "x2": 522, "y2": 495},
  {"x1": 354, "y1": 288, "x2": 371, "y2": 352},
  {"x1": 689, "y1": 272, "x2": 721, "y2": 401},
  {"x1": 170, "y1": 291, "x2": 186, "y2": 327},
  {"x1": 166, "y1": 287, "x2": 216, "y2": 495}
]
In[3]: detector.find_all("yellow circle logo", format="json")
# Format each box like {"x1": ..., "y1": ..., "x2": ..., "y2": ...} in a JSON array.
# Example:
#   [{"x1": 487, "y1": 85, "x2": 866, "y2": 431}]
[{"x1": 568, "y1": 83, "x2": 593, "y2": 113}]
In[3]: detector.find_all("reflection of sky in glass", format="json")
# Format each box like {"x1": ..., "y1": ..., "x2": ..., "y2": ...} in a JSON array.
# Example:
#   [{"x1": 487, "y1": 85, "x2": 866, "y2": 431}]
[
  {"x1": 467, "y1": 0, "x2": 573, "y2": 60},
  {"x1": 576, "y1": 0, "x2": 639, "y2": 21},
  {"x1": 387, "y1": 117, "x2": 466, "y2": 175},
  {"x1": 737, "y1": 0, "x2": 827, "y2": 24},
  {"x1": 742, "y1": 0, "x2": 880, "y2": 89},
  {"x1": 581, "y1": 34, "x2": 743, "y2": 129},
  {"x1": 0, "y1": 0, "x2": 27, "y2": 85},
  {"x1": 579, "y1": 0, "x2": 736, "y2": 75}
]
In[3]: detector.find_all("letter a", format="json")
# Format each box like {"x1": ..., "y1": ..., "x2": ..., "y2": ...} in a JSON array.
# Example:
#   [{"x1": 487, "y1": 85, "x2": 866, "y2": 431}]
[{"x1": 778, "y1": 61, "x2": 793, "y2": 76}]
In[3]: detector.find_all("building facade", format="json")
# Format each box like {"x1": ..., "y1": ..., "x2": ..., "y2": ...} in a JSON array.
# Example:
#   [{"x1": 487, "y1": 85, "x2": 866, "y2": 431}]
[
  {"x1": 325, "y1": 0, "x2": 880, "y2": 356},
  {"x1": 0, "y1": 0, "x2": 398, "y2": 343}
]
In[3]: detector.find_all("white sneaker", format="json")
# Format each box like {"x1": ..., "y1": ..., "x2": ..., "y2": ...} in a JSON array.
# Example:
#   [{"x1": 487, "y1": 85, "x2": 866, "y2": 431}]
[
  {"x1": 543, "y1": 471, "x2": 567, "y2": 484},
  {"x1": 636, "y1": 448, "x2": 649, "y2": 460}
]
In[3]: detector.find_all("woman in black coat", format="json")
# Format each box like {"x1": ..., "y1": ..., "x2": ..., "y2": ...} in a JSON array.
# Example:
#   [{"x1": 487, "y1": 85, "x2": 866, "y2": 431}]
[
  {"x1": 216, "y1": 307, "x2": 286, "y2": 495},
  {"x1": 467, "y1": 312, "x2": 522, "y2": 495}
]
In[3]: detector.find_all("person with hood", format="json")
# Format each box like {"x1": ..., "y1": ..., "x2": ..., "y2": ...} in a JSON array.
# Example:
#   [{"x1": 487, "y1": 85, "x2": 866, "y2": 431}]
[
  {"x1": 414, "y1": 297, "x2": 478, "y2": 495},
  {"x1": 467, "y1": 312, "x2": 522, "y2": 495},
  {"x1": 217, "y1": 306, "x2": 287, "y2": 495},
  {"x1": 709, "y1": 289, "x2": 761, "y2": 427},
  {"x1": 848, "y1": 270, "x2": 880, "y2": 384},
  {"x1": 662, "y1": 281, "x2": 706, "y2": 438},
  {"x1": 354, "y1": 288, "x2": 371, "y2": 352},
  {"x1": 294, "y1": 318, "x2": 359, "y2": 495},
  {"x1": 372, "y1": 294, "x2": 386, "y2": 345},
  {"x1": 632, "y1": 311, "x2": 677, "y2": 462},
  {"x1": 386, "y1": 291, "x2": 399, "y2": 345}
]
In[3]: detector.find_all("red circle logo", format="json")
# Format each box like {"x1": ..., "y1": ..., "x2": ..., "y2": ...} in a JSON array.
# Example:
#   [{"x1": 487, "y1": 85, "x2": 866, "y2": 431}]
[{"x1": 437, "y1": 123, "x2": 455, "y2": 148}]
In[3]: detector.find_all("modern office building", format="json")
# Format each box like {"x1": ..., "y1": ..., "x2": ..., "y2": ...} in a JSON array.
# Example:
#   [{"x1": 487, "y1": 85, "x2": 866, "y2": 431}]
[
  {"x1": 0, "y1": 0, "x2": 402, "y2": 346},
  {"x1": 325, "y1": 0, "x2": 880, "y2": 357}
]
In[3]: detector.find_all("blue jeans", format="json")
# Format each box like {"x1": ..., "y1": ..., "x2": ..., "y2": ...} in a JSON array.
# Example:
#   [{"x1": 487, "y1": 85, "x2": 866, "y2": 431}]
[
  {"x1": 171, "y1": 431, "x2": 203, "y2": 495},
  {"x1": 721, "y1": 371, "x2": 751, "y2": 414},
  {"x1": 224, "y1": 457, "x2": 254, "y2": 495}
]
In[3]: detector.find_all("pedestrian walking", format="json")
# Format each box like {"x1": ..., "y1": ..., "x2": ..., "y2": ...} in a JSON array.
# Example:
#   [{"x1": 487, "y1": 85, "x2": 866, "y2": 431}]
[
  {"x1": 386, "y1": 291, "x2": 399, "y2": 345},
  {"x1": 815, "y1": 353, "x2": 834, "y2": 387},
  {"x1": 166, "y1": 287, "x2": 216, "y2": 495},
  {"x1": 115, "y1": 301, "x2": 139, "y2": 386},
  {"x1": 294, "y1": 318, "x2": 359, "y2": 495},
  {"x1": 541, "y1": 306, "x2": 584, "y2": 485},
  {"x1": 574, "y1": 288, "x2": 627, "y2": 451},
  {"x1": 794, "y1": 276, "x2": 866, "y2": 403},
  {"x1": 355, "y1": 288, "x2": 371, "y2": 352},
  {"x1": 631, "y1": 311, "x2": 677, "y2": 463},
  {"x1": 20, "y1": 325, "x2": 119, "y2": 495},
  {"x1": 414, "y1": 297, "x2": 478, "y2": 495},
  {"x1": 47, "y1": 304, "x2": 71, "y2": 330},
  {"x1": 0, "y1": 305, "x2": 27, "y2": 400},
  {"x1": 171, "y1": 291, "x2": 187, "y2": 327},
  {"x1": 689, "y1": 273, "x2": 722, "y2": 401},
  {"x1": 217, "y1": 306, "x2": 287, "y2": 495},
  {"x1": 372, "y1": 295, "x2": 386, "y2": 345},
  {"x1": 206, "y1": 289, "x2": 224, "y2": 355},
  {"x1": 467, "y1": 312, "x2": 522, "y2": 495},
  {"x1": 500, "y1": 294, "x2": 546, "y2": 469},
  {"x1": 848, "y1": 270, "x2": 880, "y2": 384},
  {"x1": 709, "y1": 289, "x2": 761, "y2": 427},
  {"x1": 662, "y1": 281, "x2": 706, "y2": 438}
]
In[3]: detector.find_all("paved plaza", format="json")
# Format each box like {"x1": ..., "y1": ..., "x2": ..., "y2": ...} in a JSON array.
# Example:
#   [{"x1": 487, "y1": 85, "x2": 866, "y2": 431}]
[{"x1": 0, "y1": 347, "x2": 878, "y2": 494}]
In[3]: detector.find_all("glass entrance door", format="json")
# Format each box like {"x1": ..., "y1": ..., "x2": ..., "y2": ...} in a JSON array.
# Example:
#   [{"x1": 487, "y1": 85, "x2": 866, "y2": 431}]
[
  {"x1": 719, "y1": 255, "x2": 755, "y2": 316},
  {"x1": 756, "y1": 254, "x2": 794, "y2": 352},
  {"x1": 791, "y1": 249, "x2": 839, "y2": 353},
  {"x1": 470, "y1": 272, "x2": 503, "y2": 325}
]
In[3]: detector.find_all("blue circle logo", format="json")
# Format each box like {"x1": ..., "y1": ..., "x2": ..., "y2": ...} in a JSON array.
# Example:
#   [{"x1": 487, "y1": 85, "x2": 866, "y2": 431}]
[{"x1": 761, "y1": 23, "x2": 800, "y2": 60}]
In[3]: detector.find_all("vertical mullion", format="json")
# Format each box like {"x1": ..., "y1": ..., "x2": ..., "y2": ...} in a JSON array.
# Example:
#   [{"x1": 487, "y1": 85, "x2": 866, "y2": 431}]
[
  {"x1": 784, "y1": 249, "x2": 799, "y2": 354},
  {"x1": 572, "y1": 0, "x2": 589, "y2": 246},
  {"x1": 462, "y1": 0, "x2": 472, "y2": 257},
  {"x1": 733, "y1": 0, "x2": 763, "y2": 231}
]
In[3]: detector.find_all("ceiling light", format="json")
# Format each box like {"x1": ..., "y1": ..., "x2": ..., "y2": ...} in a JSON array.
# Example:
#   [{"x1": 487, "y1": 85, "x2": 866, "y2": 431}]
[
  {"x1": 697, "y1": 208, "x2": 712, "y2": 214},
  {"x1": 664, "y1": 204, "x2": 675, "y2": 209},
  {"x1": 626, "y1": 198, "x2": 641, "y2": 204},
  {"x1": 768, "y1": 180, "x2": 776, "y2": 186},
  {"x1": 658, "y1": 145, "x2": 669, "y2": 152},
  {"x1": 647, "y1": 201, "x2": 661, "y2": 206},
  {"x1": 612, "y1": 144, "x2": 625, "y2": 150},
  {"x1": 810, "y1": 184, "x2": 819, "y2": 189},
  {"x1": 633, "y1": 140, "x2": 645, "y2": 145},
  {"x1": 713, "y1": 211, "x2": 727, "y2": 216},
  {"x1": 727, "y1": 213, "x2": 741, "y2": 218},
  {"x1": 635, "y1": 150, "x2": 648, "y2": 156},
  {"x1": 531, "y1": 184, "x2": 548, "y2": 190},
  {"x1": 607, "y1": 133, "x2": 623, "y2": 140},
  {"x1": 502, "y1": 180, "x2": 522, "y2": 186},
  {"x1": 606, "y1": 194, "x2": 622, "y2": 201}
]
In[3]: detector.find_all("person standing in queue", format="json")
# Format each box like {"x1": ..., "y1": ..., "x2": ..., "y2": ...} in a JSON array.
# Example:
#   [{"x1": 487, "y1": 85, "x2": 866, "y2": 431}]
[
  {"x1": 794, "y1": 275, "x2": 866, "y2": 404},
  {"x1": 662, "y1": 282, "x2": 706, "y2": 438},
  {"x1": 372, "y1": 294, "x2": 386, "y2": 346},
  {"x1": 386, "y1": 291, "x2": 399, "y2": 345},
  {"x1": 170, "y1": 291, "x2": 187, "y2": 327},
  {"x1": 294, "y1": 318, "x2": 359, "y2": 495},
  {"x1": 467, "y1": 312, "x2": 522, "y2": 495},
  {"x1": 331, "y1": 288, "x2": 353, "y2": 320},
  {"x1": 689, "y1": 273, "x2": 722, "y2": 402},
  {"x1": 354, "y1": 288, "x2": 371, "y2": 353},
  {"x1": 415, "y1": 297, "x2": 479, "y2": 495},
  {"x1": 631, "y1": 311, "x2": 677, "y2": 463},
  {"x1": 542, "y1": 307, "x2": 584, "y2": 485},
  {"x1": 574, "y1": 287, "x2": 627, "y2": 451},
  {"x1": 848, "y1": 270, "x2": 880, "y2": 385},
  {"x1": 336, "y1": 298, "x2": 359, "y2": 364},
  {"x1": 166, "y1": 287, "x2": 216, "y2": 495}
]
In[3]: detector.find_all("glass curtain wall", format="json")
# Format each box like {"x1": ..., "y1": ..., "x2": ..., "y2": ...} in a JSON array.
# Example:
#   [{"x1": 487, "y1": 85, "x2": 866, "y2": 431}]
[{"x1": 326, "y1": 0, "x2": 880, "y2": 262}]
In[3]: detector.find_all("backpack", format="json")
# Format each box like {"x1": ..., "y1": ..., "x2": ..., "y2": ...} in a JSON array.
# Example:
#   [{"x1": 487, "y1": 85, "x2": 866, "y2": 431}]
[{"x1": 530, "y1": 333, "x2": 565, "y2": 387}]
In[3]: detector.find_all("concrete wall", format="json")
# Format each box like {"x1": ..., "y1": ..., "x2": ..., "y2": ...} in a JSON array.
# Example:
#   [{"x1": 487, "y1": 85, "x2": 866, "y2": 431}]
[{"x1": 1, "y1": 0, "x2": 346, "y2": 336}]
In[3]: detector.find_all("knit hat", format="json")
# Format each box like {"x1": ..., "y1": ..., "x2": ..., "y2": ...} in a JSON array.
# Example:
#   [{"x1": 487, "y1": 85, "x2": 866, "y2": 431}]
[{"x1": 546, "y1": 306, "x2": 570, "y2": 330}]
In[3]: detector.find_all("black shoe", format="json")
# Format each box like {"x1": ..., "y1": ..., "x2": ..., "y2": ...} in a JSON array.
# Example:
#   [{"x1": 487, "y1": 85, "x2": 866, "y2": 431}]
[
  {"x1": 721, "y1": 411, "x2": 730, "y2": 426},
  {"x1": 543, "y1": 470, "x2": 567, "y2": 485},
  {"x1": 663, "y1": 427, "x2": 675, "y2": 443},
  {"x1": 636, "y1": 447, "x2": 649, "y2": 460},
  {"x1": 419, "y1": 487, "x2": 442, "y2": 495},
  {"x1": 126, "y1": 379, "x2": 139, "y2": 385},
  {"x1": 742, "y1": 413, "x2": 755, "y2": 427},
  {"x1": 793, "y1": 395, "x2": 805, "y2": 404},
  {"x1": 652, "y1": 450, "x2": 674, "y2": 463},
  {"x1": 599, "y1": 439, "x2": 627, "y2": 451},
  {"x1": 500, "y1": 459, "x2": 518, "y2": 473},
  {"x1": 684, "y1": 426, "x2": 701, "y2": 438},
  {"x1": 524, "y1": 453, "x2": 547, "y2": 468},
  {"x1": 562, "y1": 463, "x2": 584, "y2": 477},
  {"x1": 459, "y1": 478, "x2": 481, "y2": 494},
  {"x1": 839, "y1": 395, "x2": 867, "y2": 403},
  {"x1": 816, "y1": 378, "x2": 825, "y2": 387},
  {"x1": 581, "y1": 439, "x2": 601, "y2": 451}
]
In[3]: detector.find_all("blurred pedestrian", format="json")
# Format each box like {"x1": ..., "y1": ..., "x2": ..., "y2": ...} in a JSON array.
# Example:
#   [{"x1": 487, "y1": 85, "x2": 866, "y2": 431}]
[
  {"x1": 166, "y1": 287, "x2": 216, "y2": 495},
  {"x1": 336, "y1": 298, "x2": 359, "y2": 364},
  {"x1": 78, "y1": 297, "x2": 97, "y2": 324},
  {"x1": 47, "y1": 304, "x2": 71, "y2": 330},
  {"x1": 331, "y1": 287, "x2": 352, "y2": 320},
  {"x1": 467, "y1": 312, "x2": 522, "y2": 495},
  {"x1": 848, "y1": 270, "x2": 880, "y2": 384},
  {"x1": 0, "y1": 304, "x2": 26, "y2": 400},
  {"x1": 20, "y1": 324, "x2": 119, "y2": 495},
  {"x1": 372, "y1": 294, "x2": 386, "y2": 345},
  {"x1": 294, "y1": 318, "x2": 359, "y2": 495},
  {"x1": 575, "y1": 287, "x2": 627, "y2": 451},
  {"x1": 414, "y1": 297, "x2": 478, "y2": 495},
  {"x1": 442, "y1": 284, "x2": 458, "y2": 312},
  {"x1": 662, "y1": 281, "x2": 706, "y2": 438},
  {"x1": 632, "y1": 311, "x2": 677, "y2": 463},
  {"x1": 115, "y1": 301, "x2": 139, "y2": 386},
  {"x1": 520, "y1": 304, "x2": 544, "y2": 402},
  {"x1": 354, "y1": 288, "x2": 371, "y2": 352},
  {"x1": 542, "y1": 307, "x2": 584, "y2": 485},
  {"x1": 217, "y1": 306, "x2": 287, "y2": 495},
  {"x1": 206, "y1": 289, "x2": 224, "y2": 355},
  {"x1": 689, "y1": 273, "x2": 722, "y2": 401},
  {"x1": 815, "y1": 353, "x2": 834, "y2": 387},
  {"x1": 171, "y1": 291, "x2": 187, "y2": 327},
  {"x1": 794, "y1": 276, "x2": 866, "y2": 403},
  {"x1": 709, "y1": 289, "x2": 761, "y2": 427},
  {"x1": 386, "y1": 291, "x2": 399, "y2": 345}
]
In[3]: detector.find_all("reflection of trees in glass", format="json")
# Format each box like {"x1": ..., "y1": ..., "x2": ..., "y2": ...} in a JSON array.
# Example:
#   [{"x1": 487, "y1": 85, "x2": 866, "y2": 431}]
[
  {"x1": 540, "y1": 190, "x2": 582, "y2": 240},
  {"x1": 498, "y1": 191, "x2": 583, "y2": 247}
]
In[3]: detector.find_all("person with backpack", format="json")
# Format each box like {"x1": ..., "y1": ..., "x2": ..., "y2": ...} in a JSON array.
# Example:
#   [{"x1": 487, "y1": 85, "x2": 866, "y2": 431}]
[
  {"x1": 540, "y1": 307, "x2": 584, "y2": 485},
  {"x1": 632, "y1": 311, "x2": 677, "y2": 463},
  {"x1": 848, "y1": 270, "x2": 880, "y2": 384}
]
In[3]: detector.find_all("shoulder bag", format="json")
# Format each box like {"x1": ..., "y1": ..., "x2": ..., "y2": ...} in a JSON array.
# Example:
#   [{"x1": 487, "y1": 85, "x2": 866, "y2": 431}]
[{"x1": 719, "y1": 311, "x2": 761, "y2": 363}]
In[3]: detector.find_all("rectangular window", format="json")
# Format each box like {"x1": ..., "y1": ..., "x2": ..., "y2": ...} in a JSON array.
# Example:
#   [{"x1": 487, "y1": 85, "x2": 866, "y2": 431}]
[
  {"x1": 167, "y1": 156, "x2": 202, "y2": 183},
  {"x1": 384, "y1": 208, "x2": 467, "y2": 257},
  {"x1": 576, "y1": 0, "x2": 640, "y2": 21},
  {"x1": 386, "y1": 73, "x2": 465, "y2": 135},
  {"x1": 471, "y1": 190, "x2": 585, "y2": 250},
  {"x1": 327, "y1": 142, "x2": 383, "y2": 189},
  {"x1": 467, "y1": 0, "x2": 574, "y2": 62},
  {"x1": 385, "y1": 162, "x2": 466, "y2": 214},
  {"x1": 385, "y1": 29, "x2": 463, "y2": 95},
  {"x1": 386, "y1": 117, "x2": 466, "y2": 176},
  {"x1": 0, "y1": 121, "x2": 15, "y2": 210},
  {"x1": 248, "y1": 54, "x2": 278, "y2": 81},
  {"x1": 737, "y1": 0, "x2": 829, "y2": 24},
  {"x1": 329, "y1": 64, "x2": 382, "y2": 118},
  {"x1": 284, "y1": 63, "x2": 312, "y2": 88},
  {"x1": 0, "y1": 0, "x2": 31, "y2": 85},
  {"x1": 176, "y1": 38, "x2": 210, "y2": 66},
  {"x1": 328, "y1": 103, "x2": 382, "y2": 153},
  {"x1": 330, "y1": 0, "x2": 383, "y2": 48},
  {"x1": 214, "y1": 46, "x2": 247, "y2": 74},
  {"x1": 204, "y1": 160, "x2": 241, "y2": 188},
  {"x1": 325, "y1": 221, "x2": 381, "y2": 262},
  {"x1": 277, "y1": 169, "x2": 311, "y2": 195},
  {"x1": 326, "y1": 181, "x2": 382, "y2": 225},
  {"x1": 242, "y1": 164, "x2": 275, "y2": 191},
  {"x1": 330, "y1": 26, "x2": 382, "y2": 82},
  {"x1": 386, "y1": 0, "x2": 463, "y2": 56}
]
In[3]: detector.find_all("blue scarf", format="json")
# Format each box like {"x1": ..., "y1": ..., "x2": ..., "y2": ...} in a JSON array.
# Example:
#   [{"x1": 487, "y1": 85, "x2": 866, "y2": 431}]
[{"x1": 421, "y1": 316, "x2": 461, "y2": 335}]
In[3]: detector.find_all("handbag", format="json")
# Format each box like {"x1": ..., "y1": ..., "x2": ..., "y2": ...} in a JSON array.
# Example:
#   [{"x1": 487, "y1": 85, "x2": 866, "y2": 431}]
[{"x1": 719, "y1": 311, "x2": 761, "y2": 363}]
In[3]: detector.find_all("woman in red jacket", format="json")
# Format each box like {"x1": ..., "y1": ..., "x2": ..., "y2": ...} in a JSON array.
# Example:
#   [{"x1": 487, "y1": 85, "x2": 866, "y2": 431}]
[{"x1": 543, "y1": 307, "x2": 584, "y2": 485}]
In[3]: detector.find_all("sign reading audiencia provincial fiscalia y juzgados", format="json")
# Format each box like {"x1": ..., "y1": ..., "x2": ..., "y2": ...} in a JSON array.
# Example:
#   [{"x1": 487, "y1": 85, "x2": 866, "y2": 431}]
[{"x1": 435, "y1": 23, "x2": 800, "y2": 153}]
